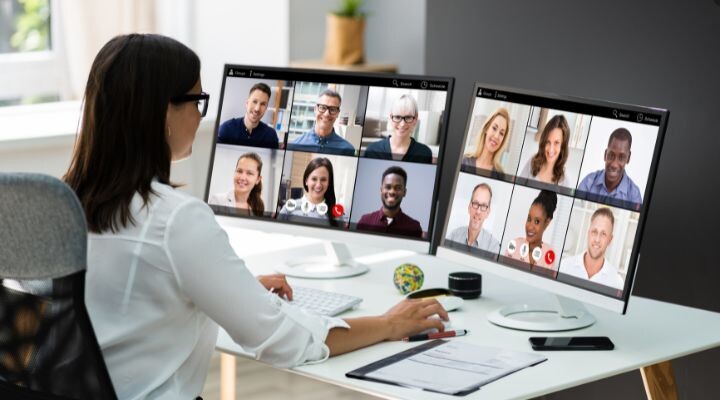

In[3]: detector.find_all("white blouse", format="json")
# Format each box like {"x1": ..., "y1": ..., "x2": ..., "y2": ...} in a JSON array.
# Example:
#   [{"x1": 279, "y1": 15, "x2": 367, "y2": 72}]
[{"x1": 85, "y1": 181, "x2": 348, "y2": 399}]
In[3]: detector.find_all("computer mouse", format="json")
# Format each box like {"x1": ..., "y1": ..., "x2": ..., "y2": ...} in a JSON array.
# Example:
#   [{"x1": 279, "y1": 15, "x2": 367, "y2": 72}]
[
  {"x1": 436, "y1": 295, "x2": 464, "y2": 312},
  {"x1": 419, "y1": 314, "x2": 453, "y2": 335}
]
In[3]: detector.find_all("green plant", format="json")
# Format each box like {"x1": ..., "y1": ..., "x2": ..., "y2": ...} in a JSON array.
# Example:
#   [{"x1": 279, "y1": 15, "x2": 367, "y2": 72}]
[
  {"x1": 10, "y1": 0, "x2": 50, "y2": 52},
  {"x1": 333, "y1": 0, "x2": 365, "y2": 18}
]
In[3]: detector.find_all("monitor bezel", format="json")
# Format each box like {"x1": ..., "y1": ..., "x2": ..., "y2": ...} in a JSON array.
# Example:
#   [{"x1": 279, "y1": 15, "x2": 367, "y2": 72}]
[
  {"x1": 204, "y1": 64, "x2": 455, "y2": 254},
  {"x1": 436, "y1": 82, "x2": 669, "y2": 314}
]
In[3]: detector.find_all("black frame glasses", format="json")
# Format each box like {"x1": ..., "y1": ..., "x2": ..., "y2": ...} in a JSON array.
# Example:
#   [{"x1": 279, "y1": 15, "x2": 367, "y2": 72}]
[
  {"x1": 171, "y1": 92, "x2": 210, "y2": 117},
  {"x1": 470, "y1": 201, "x2": 489, "y2": 211},
  {"x1": 390, "y1": 114, "x2": 416, "y2": 123},
  {"x1": 316, "y1": 103, "x2": 340, "y2": 116}
]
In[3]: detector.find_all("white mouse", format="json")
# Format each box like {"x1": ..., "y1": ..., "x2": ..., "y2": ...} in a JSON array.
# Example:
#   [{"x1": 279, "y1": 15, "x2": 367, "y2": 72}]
[
  {"x1": 436, "y1": 295, "x2": 464, "y2": 312},
  {"x1": 418, "y1": 314, "x2": 453, "y2": 335}
]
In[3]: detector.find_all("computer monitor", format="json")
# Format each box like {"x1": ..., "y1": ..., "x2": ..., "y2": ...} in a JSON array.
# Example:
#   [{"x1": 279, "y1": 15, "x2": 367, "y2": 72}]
[
  {"x1": 436, "y1": 83, "x2": 668, "y2": 331},
  {"x1": 205, "y1": 65, "x2": 454, "y2": 278}
]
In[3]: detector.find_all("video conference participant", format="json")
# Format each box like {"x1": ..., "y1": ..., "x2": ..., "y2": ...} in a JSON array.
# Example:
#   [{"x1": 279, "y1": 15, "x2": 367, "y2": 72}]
[
  {"x1": 461, "y1": 108, "x2": 510, "y2": 174},
  {"x1": 577, "y1": 128, "x2": 642, "y2": 205},
  {"x1": 287, "y1": 89, "x2": 355, "y2": 156},
  {"x1": 278, "y1": 157, "x2": 342, "y2": 226},
  {"x1": 519, "y1": 115, "x2": 570, "y2": 186},
  {"x1": 560, "y1": 207, "x2": 624, "y2": 289},
  {"x1": 356, "y1": 166, "x2": 423, "y2": 238},
  {"x1": 447, "y1": 183, "x2": 501, "y2": 252},
  {"x1": 506, "y1": 190, "x2": 558, "y2": 269},
  {"x1": 364, "y1": 94, "x2": 433, "y2": 163},
  {"x1": 208, "y1": 152, "x2": 265, "y2": 216},
  {"x1": 65, "y1": 34, "x2": 448, "y2": 399},
  {"x1": 217, "y1": 83, "x2": 279, "y2": 149}
]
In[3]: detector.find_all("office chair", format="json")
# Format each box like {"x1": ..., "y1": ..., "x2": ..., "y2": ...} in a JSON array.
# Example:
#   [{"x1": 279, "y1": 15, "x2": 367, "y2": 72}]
[{"x1": 0, "y1": 173, "x2": 117, "y2": 400}]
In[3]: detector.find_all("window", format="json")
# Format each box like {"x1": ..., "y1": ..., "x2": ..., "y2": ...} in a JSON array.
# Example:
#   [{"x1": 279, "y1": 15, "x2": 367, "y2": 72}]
[{"x1": 0, "y1": 0, "x2": 65, "y2": 107}]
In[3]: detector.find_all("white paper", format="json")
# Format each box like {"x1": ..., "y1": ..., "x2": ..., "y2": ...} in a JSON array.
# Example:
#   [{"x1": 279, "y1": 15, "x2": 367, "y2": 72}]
[{"x1": 366, "y1": 341, "x2": 547, "y2": 395}]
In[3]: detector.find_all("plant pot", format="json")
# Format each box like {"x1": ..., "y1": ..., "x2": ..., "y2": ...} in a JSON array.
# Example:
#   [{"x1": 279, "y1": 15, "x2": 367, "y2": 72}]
[{"x1": 323, "y1": 14, "x2": 365, "y2": 65}]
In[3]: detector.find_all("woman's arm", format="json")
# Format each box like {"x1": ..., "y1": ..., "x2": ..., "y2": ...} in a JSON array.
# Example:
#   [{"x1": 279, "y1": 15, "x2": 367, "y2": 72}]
[{"x1": 326, "y1": 299, "x2": 448, "y2": 356}]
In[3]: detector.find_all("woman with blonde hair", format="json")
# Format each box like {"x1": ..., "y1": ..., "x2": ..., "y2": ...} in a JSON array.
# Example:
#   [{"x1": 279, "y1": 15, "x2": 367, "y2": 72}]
[{"x1": 462, "y1": 108, "x2": 510, "y2": 173}]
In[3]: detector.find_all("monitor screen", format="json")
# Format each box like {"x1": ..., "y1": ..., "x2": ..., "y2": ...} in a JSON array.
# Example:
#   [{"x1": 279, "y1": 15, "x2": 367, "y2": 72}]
[
  {"x1": 438, "y1": 84, "x2": 668, "y2": 314},
  {"x1": 205, "y1": 65, "x2": 454, "y2": 251}
]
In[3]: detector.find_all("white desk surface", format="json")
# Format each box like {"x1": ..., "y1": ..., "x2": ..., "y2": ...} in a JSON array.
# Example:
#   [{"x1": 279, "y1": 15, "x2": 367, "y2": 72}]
[{"x1": 216, "y1": 226, "x2": 720, "y2": 400}]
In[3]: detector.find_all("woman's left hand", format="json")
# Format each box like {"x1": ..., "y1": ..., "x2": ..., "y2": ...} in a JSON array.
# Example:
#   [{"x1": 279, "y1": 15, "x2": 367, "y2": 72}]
[{"x1": 257, "y1": 273, "x2": 293, "y2": 301}]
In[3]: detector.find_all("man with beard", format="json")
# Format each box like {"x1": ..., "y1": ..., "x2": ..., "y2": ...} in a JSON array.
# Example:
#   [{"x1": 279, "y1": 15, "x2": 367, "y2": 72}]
[
  {"x1": 356, "y1": 166, "x2": 422, "y2": 238},
  {"x1": 559, "y1": 207, "x2": 624, "y2": 289},
  {"x1": 577, "y1": 128, "x2": 642, "y2": 206},
  {"x1": 447, "y1": 183, "x2": 500, "y2": 253},
  {"x1": 217, "y1": 82, "x2": 279, "y2": 148}
]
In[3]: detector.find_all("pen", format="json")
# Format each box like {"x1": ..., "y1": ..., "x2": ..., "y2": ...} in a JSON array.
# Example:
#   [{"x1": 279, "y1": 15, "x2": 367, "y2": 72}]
[{"x1": 403, "y1": 329, "x2": 469, "y2": 342}]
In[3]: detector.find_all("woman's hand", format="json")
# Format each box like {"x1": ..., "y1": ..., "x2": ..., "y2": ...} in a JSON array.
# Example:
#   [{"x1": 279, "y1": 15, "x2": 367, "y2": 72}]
[
  {"x1": 381, "y1": 298, "x2": 449, "y2": 340},
  {"x1": 256, "y1": 273, "x2": 293, "y2": 301}
]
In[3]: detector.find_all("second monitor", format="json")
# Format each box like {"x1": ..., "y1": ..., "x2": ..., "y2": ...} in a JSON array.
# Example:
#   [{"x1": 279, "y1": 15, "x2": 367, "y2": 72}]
[{"x1": 205, "y1": 66, "x2": 454, "y2": 278}]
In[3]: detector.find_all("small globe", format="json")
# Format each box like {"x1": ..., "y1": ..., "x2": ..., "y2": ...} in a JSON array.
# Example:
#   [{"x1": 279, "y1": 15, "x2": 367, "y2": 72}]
[{"x1": 393, "y1": 263, "x2": 424, "y2": 295}]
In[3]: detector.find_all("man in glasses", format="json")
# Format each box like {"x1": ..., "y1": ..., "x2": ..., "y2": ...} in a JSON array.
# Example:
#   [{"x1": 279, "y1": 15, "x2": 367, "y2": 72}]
[
  {"x1": 217, "y1": 83, "x2": 279, "y2": 149},
  {"x1": 287, "y1": 89, "x2": 355, "y2": 156},
  {"x1": 447, "y1": 183, "x2": 500, "y2": 253},
  {"x1": 577, "y1": 128, "x2": 642, "y2": 206},
  {"x1": 356, "y1": 166, "x2": 422, "y2": 238}
]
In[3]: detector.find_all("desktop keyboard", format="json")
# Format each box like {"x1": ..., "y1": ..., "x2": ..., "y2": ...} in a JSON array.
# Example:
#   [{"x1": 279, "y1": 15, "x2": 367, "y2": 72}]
[{"x1": 289, "y1": 286, "x2": 362, "y2": 316}]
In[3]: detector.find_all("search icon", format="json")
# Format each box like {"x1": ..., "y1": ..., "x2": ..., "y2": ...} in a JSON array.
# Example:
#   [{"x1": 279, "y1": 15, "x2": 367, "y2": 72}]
[
  {"x1": 392, "y1": 79, "x2": 399, "y2": 87},
  {"x1": 612, "y1": 109, "x2": 618, "y2": 118}
]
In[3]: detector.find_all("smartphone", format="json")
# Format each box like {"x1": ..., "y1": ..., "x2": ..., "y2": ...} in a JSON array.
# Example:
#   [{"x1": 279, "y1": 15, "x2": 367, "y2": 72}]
[{"x1": 529, "y1": 336, "x2": 614, "y2": 351}]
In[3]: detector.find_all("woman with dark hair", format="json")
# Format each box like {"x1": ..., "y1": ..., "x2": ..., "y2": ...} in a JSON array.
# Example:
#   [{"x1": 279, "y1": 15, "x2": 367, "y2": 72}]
[
  {"x1": 519, "y1": 114, "x2": 570, "y2": 186},
  {"x1": 278, "y1": 157, "x2": 340, "y2": 226},
  {"x1": 506, "y1": 190, "x2": 558, "y2": 269},
  {"x1": 64, "y1": 34, "x2": 447, "y2": 399},
  {"x1": 209, "y1": 152, "x2": 265, "y2": 216}
]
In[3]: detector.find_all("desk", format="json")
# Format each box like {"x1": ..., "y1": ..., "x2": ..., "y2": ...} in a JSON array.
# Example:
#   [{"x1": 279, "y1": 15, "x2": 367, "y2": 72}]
[{"x1": 216, "y1": 226, "x2": 720, "y2": 399}]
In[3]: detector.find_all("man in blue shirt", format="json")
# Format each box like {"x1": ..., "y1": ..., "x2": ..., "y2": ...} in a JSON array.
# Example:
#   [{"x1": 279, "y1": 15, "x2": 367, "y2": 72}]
[
  {"x1": 217, "y1": 83, "x2": 279, "y2": 149},
  {"x1": 577, "y1": 128, "x2": 642, "y2": 206},
  {"x1": 287, "y1": 89, "x2": 355, "y2": 156}
]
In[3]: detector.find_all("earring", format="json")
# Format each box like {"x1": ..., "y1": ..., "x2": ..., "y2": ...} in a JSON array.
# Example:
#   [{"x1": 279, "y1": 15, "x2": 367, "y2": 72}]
[{"x1": 167, "y1": 127, "x2": 172, "y2": 137}]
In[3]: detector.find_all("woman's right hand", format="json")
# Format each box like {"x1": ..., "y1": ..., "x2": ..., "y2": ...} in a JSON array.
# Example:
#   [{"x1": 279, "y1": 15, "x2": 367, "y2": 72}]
[{"x1": 381, "y1": 298, "x2": 449, "y2": 341}]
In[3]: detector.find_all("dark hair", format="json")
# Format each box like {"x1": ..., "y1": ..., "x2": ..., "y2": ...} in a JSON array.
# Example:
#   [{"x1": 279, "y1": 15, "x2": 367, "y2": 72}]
[
  {"x1": 249, "y1": 82, "x2": 271, "y2": 99},
  {"x1": 608, "y1": 127, "x2": 632, "y2": 148},
  {"x1": 64, "y1": 34, "x2": 200, "y2": 233},
  {"x1": 381, "y1": 166, "x2": 408, "y2": 186},
  {"x1": 531, "y1": 114, "x2": 570, "y2": 184},
  {"x1": 591, "y1": 207, "x2": 615, "y2": 227},
  {"x1": 319, "y1": 88, "x2": 342, "y2": 104},
  {"x1": 303, "y1": 157, "x2": 337, "y2": 226},
  {"x1": 471, "y1": 183, "x2": 493, "y2": 202},
  {"x1": 532, "y1": 190, "x2": 557, "y2": 220},
  {"x1": 237, "y1": 153, "x2": 264, "y2": 216}
]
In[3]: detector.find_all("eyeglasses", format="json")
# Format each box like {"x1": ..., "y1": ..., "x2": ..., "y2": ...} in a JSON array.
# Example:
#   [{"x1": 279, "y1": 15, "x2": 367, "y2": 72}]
[
  {"x1": 316, "y1": 104, "x2": 340, "y2": 115},
  {"x1": 604, "y1": 150, "x2": 629, "y2": 163},
  {"x1": 171, "y1": 92, "x2": 210, "y2": 117},
  {"x1": 390, "y1": 115, "x2": 416, "y2": 123},
  {"x1": 470, "y1": 201, "x2": 489, "y2": 211}
]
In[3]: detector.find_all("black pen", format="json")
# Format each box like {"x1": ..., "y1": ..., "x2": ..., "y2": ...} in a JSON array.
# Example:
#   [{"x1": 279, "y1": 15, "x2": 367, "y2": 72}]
[{"x1": 403, "y1": 329, "x2": 469, "y2": 342}]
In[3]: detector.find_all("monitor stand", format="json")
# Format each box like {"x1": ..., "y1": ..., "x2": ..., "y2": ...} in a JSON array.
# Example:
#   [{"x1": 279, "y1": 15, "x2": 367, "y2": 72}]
[
  {"x1": 275, "y1": 241, "x2": 369, "y2": 279},
  {"x1": 487, "y1": 295, "x2": 596, "y2": 332}
]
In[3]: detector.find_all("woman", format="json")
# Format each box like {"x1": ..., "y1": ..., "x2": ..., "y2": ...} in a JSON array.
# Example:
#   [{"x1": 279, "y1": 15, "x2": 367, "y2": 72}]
[
  {"x1": 364, "y1": 94, "x2": 433, "y2": 163},
  {"x1": 278, "y1": 157, "x2": 340, "y2": 226},
  {"x1": 64, "y1": 34, "x2": 446, "y2": 399},
  {"x1": 461, "y1": 108, "x2": 510, "y2": 174},
  {"x1": 519, "y1": 114, "x2": 570, "y2": 186},
  {"x1": 506, "y1": 190, "x2": 557, "y2": 269},
  {"x1": 209, "y1": 152, "x2": 265, "y2": 216}
]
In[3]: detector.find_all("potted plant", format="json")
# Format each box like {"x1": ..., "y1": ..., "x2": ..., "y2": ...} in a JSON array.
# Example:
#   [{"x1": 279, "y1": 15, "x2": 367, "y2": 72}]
[{"x1": 323, "y1": 0, "x2": 365, "y2": 65}]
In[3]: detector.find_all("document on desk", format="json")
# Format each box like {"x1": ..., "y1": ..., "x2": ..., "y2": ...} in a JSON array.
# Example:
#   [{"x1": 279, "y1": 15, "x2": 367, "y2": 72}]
[{"x1": 347, "y1": 340, "x2": 547, "y2": 396}]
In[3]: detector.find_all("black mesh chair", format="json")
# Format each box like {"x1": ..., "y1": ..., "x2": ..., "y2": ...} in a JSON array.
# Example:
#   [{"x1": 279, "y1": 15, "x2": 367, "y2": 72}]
[{"x1": 0, "y1": 173, "x2": 117, "y2": 400}]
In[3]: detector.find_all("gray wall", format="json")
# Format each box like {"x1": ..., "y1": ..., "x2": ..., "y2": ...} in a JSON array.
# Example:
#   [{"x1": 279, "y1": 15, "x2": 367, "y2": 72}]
[
  {"x1": 425, "y1": 1, "x2": 720, "y2": 398},
  {"x1": 289, "y1": 0, "x2": 426, "y2": 74}
]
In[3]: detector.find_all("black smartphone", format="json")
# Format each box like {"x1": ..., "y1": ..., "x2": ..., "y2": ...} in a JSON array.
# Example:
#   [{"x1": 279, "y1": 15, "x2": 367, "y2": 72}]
[{"x1": 529, "y1": 336, "x2": 614, "y2": 351}]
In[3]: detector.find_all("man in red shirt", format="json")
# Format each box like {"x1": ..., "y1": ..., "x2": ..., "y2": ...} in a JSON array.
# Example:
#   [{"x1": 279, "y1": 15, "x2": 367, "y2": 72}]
[{"x1": 357, "y1": 166, "x2": 423, "y2": 238}]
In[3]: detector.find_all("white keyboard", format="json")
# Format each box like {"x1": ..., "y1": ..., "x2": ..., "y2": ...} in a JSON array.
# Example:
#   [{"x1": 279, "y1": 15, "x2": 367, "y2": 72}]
[{"x1": 290, "y1": 286, "x2": 362, "y2": 316}]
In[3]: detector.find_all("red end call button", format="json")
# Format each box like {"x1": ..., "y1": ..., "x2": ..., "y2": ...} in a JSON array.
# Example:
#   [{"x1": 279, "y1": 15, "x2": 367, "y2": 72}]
[
  {"x1": 332, "y1": 204, "x2": 345, "y2": 217},
  {"x1": 544, "y1": 250, "x2": 555, "y2": 265}
]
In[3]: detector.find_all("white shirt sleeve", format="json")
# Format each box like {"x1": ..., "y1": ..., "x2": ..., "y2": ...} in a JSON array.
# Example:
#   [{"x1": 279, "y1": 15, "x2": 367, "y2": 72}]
[{"x1": 163, "y1": 199, "x2": 348, "y2": 368}]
